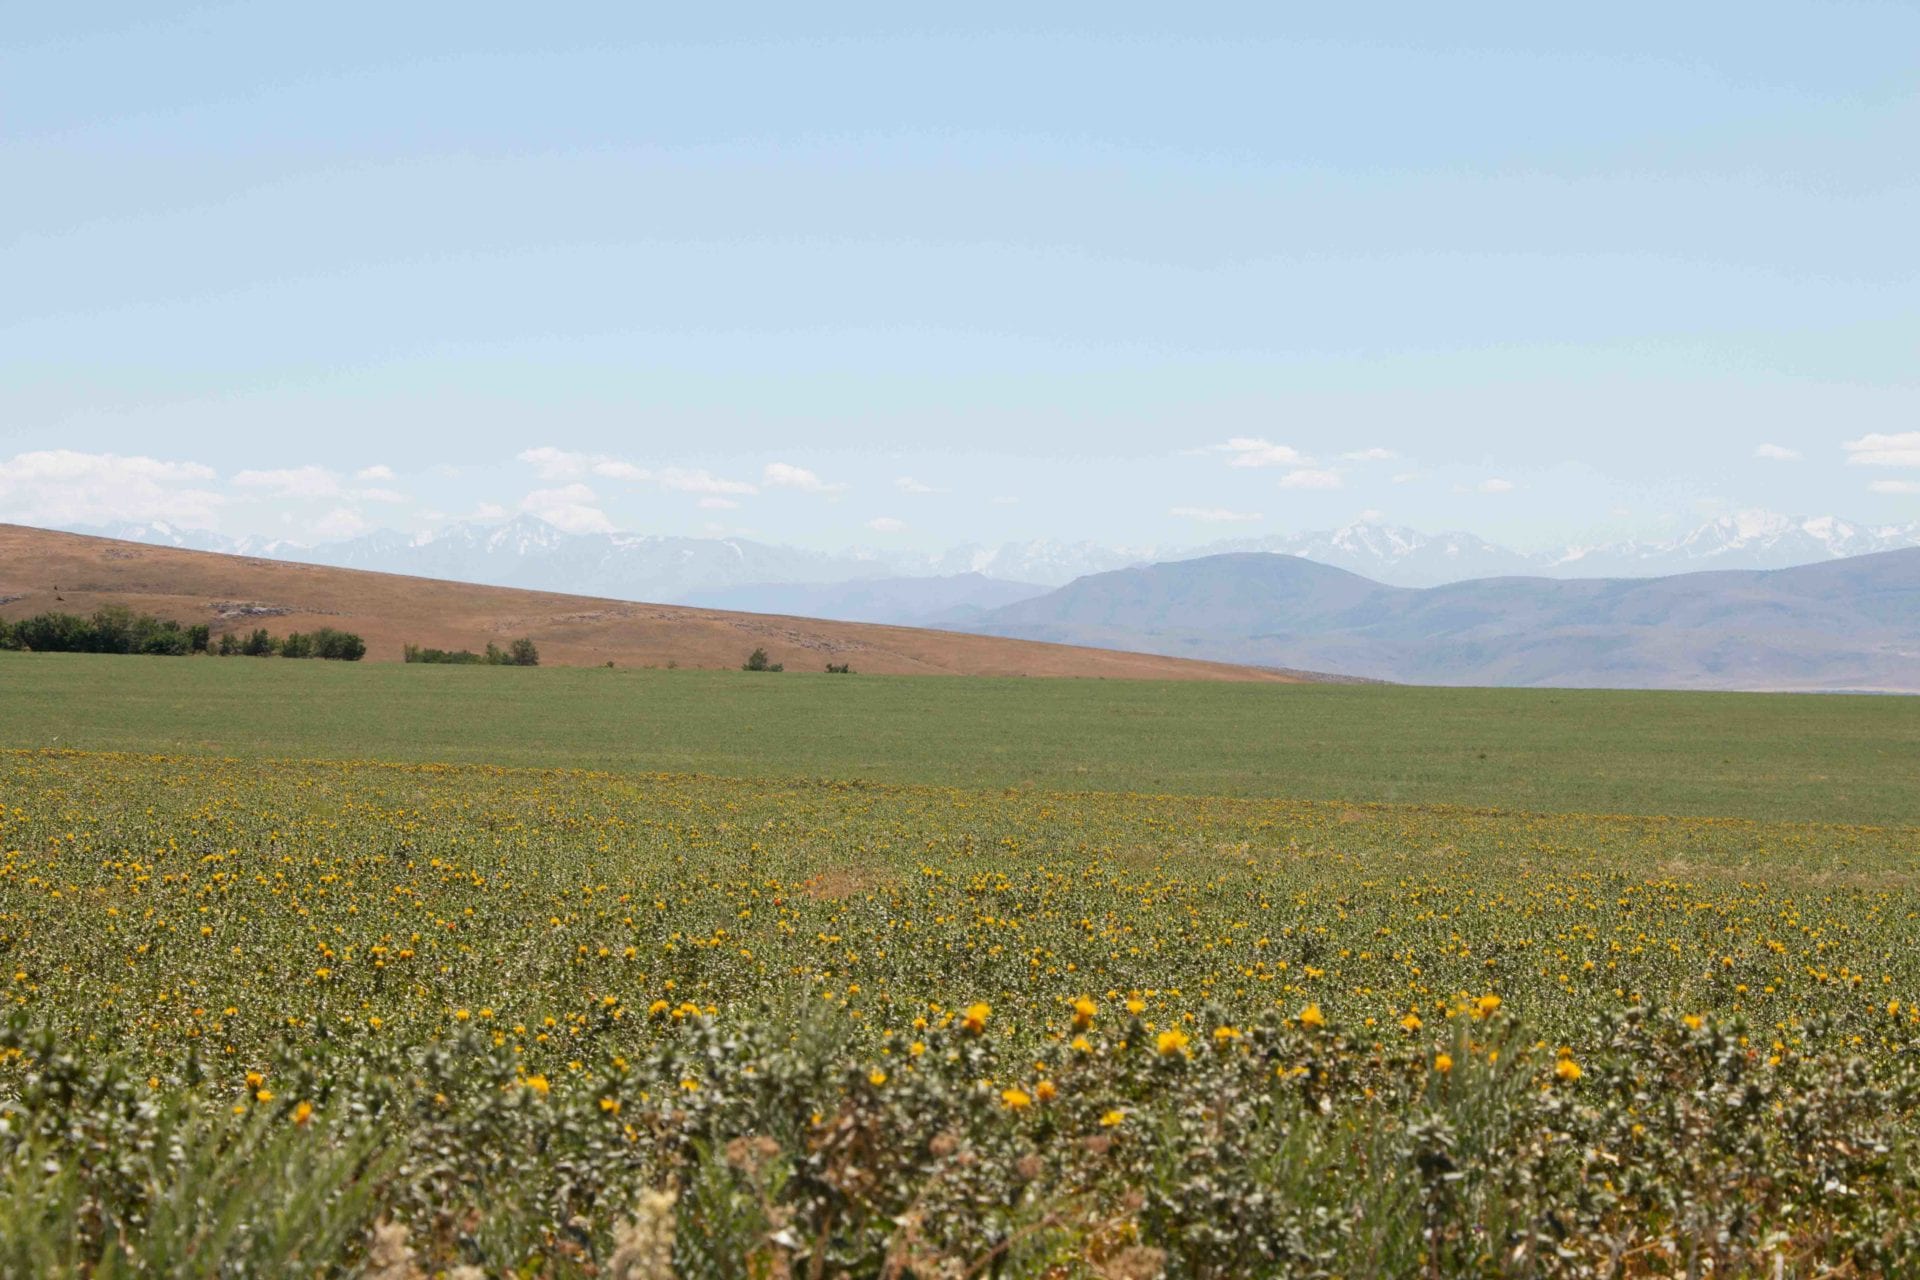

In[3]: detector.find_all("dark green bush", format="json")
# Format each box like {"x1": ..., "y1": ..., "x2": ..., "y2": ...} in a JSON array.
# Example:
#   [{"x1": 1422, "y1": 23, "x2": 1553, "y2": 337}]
[
  {"x1": 0, "y1": 607, "x2": 212, "y2": 656},
  {"x1": 404, "y1": 644, "x2": 483, "y2": 664},
  {"x1": 308, "y1": 628, "x2": 367, "y2": 661},
  {"x1": 742, "y1": 647, "x2": 783, "y2": 672},
  {"x1": 405, "y1": 638, "x2": 536, "y2": 666}
]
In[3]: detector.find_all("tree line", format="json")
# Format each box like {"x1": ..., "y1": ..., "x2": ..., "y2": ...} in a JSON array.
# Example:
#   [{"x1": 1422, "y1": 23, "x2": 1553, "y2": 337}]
[
  {"x1": 0, "y1": 606, "x2": 364, "y2": 660},
  {"x1": 218, "y1": 626, "x2": 367, "y2": 660},
  {"x1": 402, "y1": 638, "x2": 539, "y2": 666}
]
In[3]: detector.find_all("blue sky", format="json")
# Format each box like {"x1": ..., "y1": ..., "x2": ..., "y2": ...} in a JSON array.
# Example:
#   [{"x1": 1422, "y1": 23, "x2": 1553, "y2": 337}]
[{"x1": 3, "y1": 2, "x2": 1917, "y2": 551}]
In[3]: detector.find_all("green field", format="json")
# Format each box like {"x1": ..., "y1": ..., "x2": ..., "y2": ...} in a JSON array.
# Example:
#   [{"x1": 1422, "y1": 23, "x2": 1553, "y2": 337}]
[
  {"x1": 4, "y1": 653, "x2": 1920, "y2": 1275},
  {"x1": 2, "y1": 652, "x2": 1916, "y2": 822}
]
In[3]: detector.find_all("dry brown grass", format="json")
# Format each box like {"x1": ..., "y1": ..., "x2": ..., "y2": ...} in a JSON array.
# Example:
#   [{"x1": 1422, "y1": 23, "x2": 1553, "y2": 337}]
[{"x1": 0, "y1": 523, "x2": 1308, "y2": 681}]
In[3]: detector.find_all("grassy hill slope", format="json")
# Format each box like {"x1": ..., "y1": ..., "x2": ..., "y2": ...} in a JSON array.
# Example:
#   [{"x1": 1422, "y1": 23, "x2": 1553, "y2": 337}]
[{"x1": 0, "y1": 523, "x2": 1306, "y2": 680}]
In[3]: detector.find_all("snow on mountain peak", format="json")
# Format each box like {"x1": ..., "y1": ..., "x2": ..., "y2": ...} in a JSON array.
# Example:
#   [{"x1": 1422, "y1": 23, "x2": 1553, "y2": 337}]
[{"x1": 66, "y1": 509, "x2": 1920, "y2": 597}]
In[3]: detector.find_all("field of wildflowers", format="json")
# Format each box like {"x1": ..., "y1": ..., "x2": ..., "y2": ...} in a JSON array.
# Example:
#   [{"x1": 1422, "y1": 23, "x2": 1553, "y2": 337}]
[{"x1": 3, "y1": 747, "x2": 1918, "y2": 1276}]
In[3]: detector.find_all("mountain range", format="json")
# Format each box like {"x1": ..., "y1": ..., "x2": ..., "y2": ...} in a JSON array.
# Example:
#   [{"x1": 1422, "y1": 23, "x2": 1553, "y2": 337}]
[
  {"x1": 81, "y1": 511, "x2": 1920, "y2": 625},
  {"x1": 966, "y1": 549, "x2": 1920, "y2": 692},
  {"x1": 26, "y1": 517, "x2": 1920, "y2": 690}
]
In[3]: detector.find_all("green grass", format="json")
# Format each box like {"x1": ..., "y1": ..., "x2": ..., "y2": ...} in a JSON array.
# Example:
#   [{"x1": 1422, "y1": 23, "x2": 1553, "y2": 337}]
[{"x1": 2, "y1": 652, "x2": 1914, "y2": 822}]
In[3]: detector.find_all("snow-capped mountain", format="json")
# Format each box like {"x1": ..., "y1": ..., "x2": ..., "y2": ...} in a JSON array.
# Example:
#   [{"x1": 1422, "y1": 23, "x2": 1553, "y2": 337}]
[
  {"x1": 306, "y1": 515, "x2": 899, "y2": 600},
  {"x1": 1550, "y1": 512, "x2": 1920, "y2": 577},
  {"x1": 1184, "y1": 514, "x2": 1920, "y2": 586},
  {"x1": 70, "y1": 511, "x2": 1920, "y2": 601},
  {"x1": 91, "y1": 520, "x2": 312, "y2": 559},
  {"x1": 1184, "y1": 524, "x2": 1538, "y2": 585},
  {"x1": 916, "y1": 539, "x2": 1158, "y2": 585}
]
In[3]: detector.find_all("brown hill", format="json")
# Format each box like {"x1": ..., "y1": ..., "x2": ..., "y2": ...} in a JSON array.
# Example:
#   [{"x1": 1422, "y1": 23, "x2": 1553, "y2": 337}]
[{"x1": 0, "y1": 523, "x2": 1312, "y2": 681}]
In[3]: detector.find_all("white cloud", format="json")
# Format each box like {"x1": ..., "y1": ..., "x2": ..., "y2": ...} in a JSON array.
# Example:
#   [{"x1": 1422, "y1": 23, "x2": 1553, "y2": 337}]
[
  {"x1": 354, "y1": 487, "x2": 410, "y2": 504},
  {"x1": 1844, "y1": 431, "x2": 1920, "y2": 467},
  {"x1": 1868, "y1": 479, "x2": 1920, "y2": 494},
  {"x1": 658, "y1": 467, "x2": 758, "y2": 496},
  {"x1": 1476, "y1": 478, "x2": 1516, "y2": 494},
  {"x1": 311, "y1": 507, "x2": 369, "y2": 539},
  {"x1": 1357, "y1": 508, "x2": 1387, "y2": 522},
  {"x1": 1210, "y1": 437, "x2": 1311, "y2": 468},
  {"x1": 1390, "y1": 472, "x2": 1419, "y2": 484},
  {"x1": 1754, "y1": 443, "x2": 1801, "y2": 461},
  {"x1": 517, "y1": 447, "x2": 590, "y2": 480},
  {"x1": 1278, "y1": 468, "x2": 1342, "y2": 490},
  {"x1": 472, "y1": 503, "x2": 507, "y2": 520},
  {"x1": 866, "y1": 516, "x2": 906, "y2": 533},
  {"x1": 896, "y1": 476, "x2": 942, "y2": 494},
  {"x1": 1340, "y1": 447, "x2": 1399, "y2": 462},
  {"x1": 519, "y1": 447, "x2": 654, "y2": 484},
  {"x1": 988, "y1": 495, "x2": 1019, "y2": 506},
  {"x1": 763, "y1": 462, "x2": 846, "y2": 493},
  {"x1": 0, "y1": 449, "x2": 225, "y2": 528},
  {"x1": 1170, "y1": 506, "x2": 1263, "y2": 523},
  {"x1": 520, "y1": 483, "x2": 615, "y2": 534},
  {"x1": 698, "y1": 497, "x2": 740, "y2": 510},
  {"x1": 232, "y1": 465, "x2": 341, "y2": 498},
  {"x1": 356, "y1": 464, "x2": 397, "y2": 481}
]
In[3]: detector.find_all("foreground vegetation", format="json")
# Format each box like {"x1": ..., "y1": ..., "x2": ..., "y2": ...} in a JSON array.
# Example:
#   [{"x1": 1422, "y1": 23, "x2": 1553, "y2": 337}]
[
  {"x1": 3, "y1": 748, "x2": 1918, "y2": 1275},
  {"x1": 2, "y1": 653, "x2": 1916, "y2": 823}
]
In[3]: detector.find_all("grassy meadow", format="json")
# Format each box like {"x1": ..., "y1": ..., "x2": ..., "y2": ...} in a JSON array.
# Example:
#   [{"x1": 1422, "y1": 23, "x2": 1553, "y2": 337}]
[
  {"x1": 2, "y1": 652, "x2": 1917, "y2": 822},
  {"x1": 2, "y1": 652, "x2": 1919, "y2": 1276}
]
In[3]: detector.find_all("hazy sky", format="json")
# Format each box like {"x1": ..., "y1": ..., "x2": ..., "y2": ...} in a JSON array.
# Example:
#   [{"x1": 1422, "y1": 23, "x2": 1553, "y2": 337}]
[{"x1": 4, "y1": 3, "x2": 1918, "y2": 551}]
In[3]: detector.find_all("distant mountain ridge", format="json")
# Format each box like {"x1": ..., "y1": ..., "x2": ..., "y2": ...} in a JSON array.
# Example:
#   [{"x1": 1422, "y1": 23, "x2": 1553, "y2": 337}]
[
  {"x1": 677, "y1": 574, "x2": 1050, "y2": 628},
  {"x1": 966, "y1": 549, "x2": 1920, "y2": 692},
  {"x1": 1193, "y1": 512, "x2": 1920, "y2": 584},
  {"x1": 83, "y1": 510, "x2": 1920, "y2": 607}
]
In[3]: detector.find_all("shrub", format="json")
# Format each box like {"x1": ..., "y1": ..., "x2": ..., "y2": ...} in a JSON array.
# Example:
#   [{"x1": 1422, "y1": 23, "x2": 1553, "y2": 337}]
[
  {"x1": 1, "y1": 608, "x2": 211, "y2": 656},
  {"x1": 742, "y1": 647, "x2": 783, "y2": 672},
  {"x1": 404, "y1": 644, "x2": 483, "y2": 664},
  {"x1": 308, "y1": 628, "x2": 367, "y2": 661},
  {"x1": 240, "y1": 628, "x2": 278, "y2": 657},
  {"x1": 405, "y1": 638, "x2": 535, "y2": 666},
  {"x1": 825, "y1": 661, "x2": 853, "y2": 674},
  {"x1": 279, "y1": 632, "x2": 315, "y2": 659}
]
